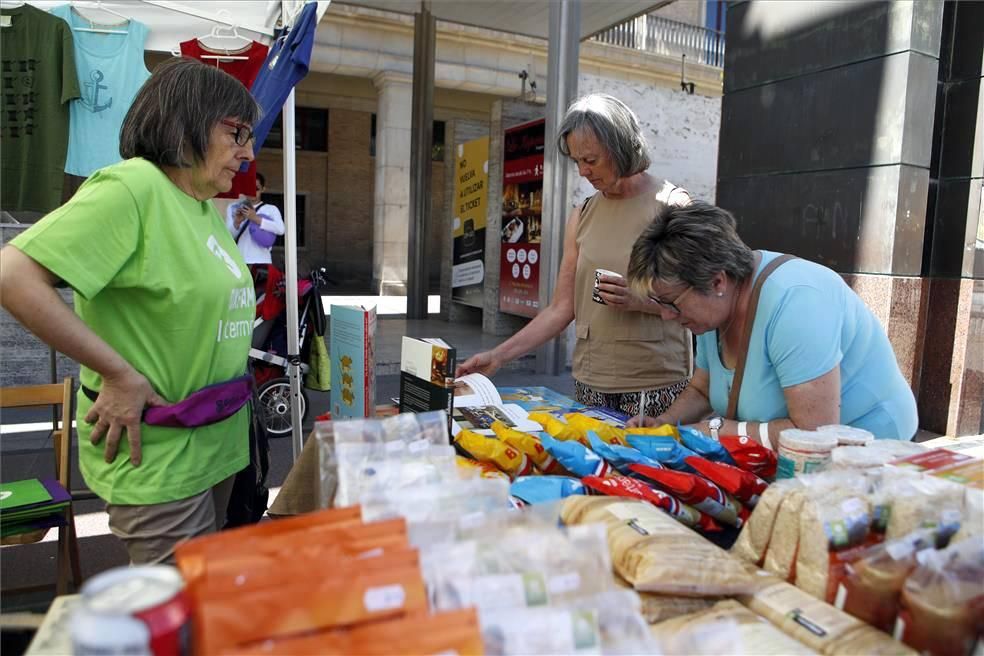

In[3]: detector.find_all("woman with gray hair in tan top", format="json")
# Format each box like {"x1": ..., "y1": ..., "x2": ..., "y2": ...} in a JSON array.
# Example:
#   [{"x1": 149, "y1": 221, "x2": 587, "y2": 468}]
[{"x1": 457, "y1": 93, "x2": 693, "y2": 418}]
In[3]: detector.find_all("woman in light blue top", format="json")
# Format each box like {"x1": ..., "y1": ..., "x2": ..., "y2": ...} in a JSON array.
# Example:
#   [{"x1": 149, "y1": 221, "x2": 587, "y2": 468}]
[{"x1": 625, "y1": 201, "x2": 918, "y2": 442}]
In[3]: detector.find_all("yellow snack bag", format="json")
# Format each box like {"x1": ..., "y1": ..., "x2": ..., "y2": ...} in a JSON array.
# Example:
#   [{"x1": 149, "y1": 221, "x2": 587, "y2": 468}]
[
  {"x1": 491, "y1": 421, "x2": 568, "y2": 475},
  {"x1": 625, "y1": 424, "x2": 680, "y2": 440},
  {"x1": 455, "y1": 454, "x2": 511, "y2": 481},
  {"x1": 528, "y1": 412, "x2": 590, "y2": 446},
  {"x1": 454, "y1": 429, "x2": 534, "y2": 479},
  {"x1": 564, "y1": 413, "x2": 629, "y2": 446}
]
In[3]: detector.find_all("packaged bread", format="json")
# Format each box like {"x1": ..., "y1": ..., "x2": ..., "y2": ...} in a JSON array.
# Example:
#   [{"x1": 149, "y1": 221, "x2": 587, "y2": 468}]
[
  {"x1": 560, "y1": 497, "x2": 757, "y2": 596},
  {"x1": 895, "y1": 537, "x2": 984, "y2": 656},
  {"x1": 650, "y1": 599, "x2": 818, "y2": 655},
  {"x1": 820, "y1": 624, "x2": 919, "y2": 656},
  {"x1": 731, "y1": 478, "x2": 803, "y2": 566},
  {"x1": 614, "y1": 574, "x2": 718, "y2": 624}
]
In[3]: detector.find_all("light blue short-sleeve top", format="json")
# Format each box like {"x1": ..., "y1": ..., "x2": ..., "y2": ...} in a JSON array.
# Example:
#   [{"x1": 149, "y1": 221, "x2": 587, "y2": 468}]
[{"x1": 695, "y1": 251, "x2": 917, "y2": 440}]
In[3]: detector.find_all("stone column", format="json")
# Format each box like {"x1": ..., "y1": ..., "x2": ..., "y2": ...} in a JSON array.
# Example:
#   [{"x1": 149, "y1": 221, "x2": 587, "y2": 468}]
[
  {"x1": 717, "y1": 1, "x2": 944, "y2": 402},
  {"x1": 371, "y1": 71, "x2": 413, "y2": 295}
]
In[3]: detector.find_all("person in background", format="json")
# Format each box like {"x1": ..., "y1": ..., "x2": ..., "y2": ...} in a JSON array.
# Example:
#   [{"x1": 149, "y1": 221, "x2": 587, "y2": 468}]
[
  {"x1": 226, "y1": 171, "x2": 285, "y2": 278},
  {"x1": 625, "y1": 201, "x2": 918, "y2": 441},
  {"x1": 457, "y1": 93, "x2": 693, "y2": 419},
  {"x1": 0, "y1": 58, "x2": 259, "y2": 563}
]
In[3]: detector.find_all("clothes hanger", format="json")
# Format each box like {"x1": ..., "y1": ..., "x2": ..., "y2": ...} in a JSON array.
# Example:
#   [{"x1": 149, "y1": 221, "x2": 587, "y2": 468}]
[
  {"x1": 69, "y1": 1, "x2": 129, "y2": 35},
  {"x1": 194, "y1": 19, "x2": 252, "y2": 61}
]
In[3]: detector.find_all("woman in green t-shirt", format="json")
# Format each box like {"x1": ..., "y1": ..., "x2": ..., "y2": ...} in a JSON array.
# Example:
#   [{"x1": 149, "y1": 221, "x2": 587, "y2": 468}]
[{"x1": 0, "y1": 58, "x2": 260, "y2": 564}]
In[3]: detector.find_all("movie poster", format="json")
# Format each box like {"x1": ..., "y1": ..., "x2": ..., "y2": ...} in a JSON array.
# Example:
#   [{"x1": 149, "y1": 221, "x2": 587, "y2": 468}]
[
  {"x1": 451, "y1": 136, "x2": 489, "y2": 307},
  {"x1": 498, "y1": 118, "x2": 544, "y2": 318}
]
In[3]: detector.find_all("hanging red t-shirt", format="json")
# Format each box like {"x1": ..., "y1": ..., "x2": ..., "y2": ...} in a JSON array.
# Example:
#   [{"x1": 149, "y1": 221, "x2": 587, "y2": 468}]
[{"x1": 179, "y1": 39, "x2": 270, "y2": 199}]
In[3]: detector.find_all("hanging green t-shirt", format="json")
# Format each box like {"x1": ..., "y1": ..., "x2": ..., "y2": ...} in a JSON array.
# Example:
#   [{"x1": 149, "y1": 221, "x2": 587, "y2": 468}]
[
  {"x1": 0, "y1": 4, "x2": 80, "y2": 212},
  {"x1": 11, "y1": 158, "x2": 253, "y2": 505}
]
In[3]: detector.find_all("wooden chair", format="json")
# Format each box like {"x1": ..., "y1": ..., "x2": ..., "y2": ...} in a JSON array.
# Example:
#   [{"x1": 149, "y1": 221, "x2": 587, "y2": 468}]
[{"x1": 1, "y1": 378, "x2": 83, "y2": 595}]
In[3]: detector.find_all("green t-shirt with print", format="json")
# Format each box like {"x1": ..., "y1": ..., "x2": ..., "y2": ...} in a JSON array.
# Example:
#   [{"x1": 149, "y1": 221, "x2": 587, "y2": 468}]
[{"x1": 11, "y1": 158, "x2": 253, "y2": 505}]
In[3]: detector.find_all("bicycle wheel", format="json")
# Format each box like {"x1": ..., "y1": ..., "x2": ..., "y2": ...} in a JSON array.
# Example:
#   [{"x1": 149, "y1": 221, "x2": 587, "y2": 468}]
[{"x1": 256, "y1": 377, "x2": 308, "y2": 436}]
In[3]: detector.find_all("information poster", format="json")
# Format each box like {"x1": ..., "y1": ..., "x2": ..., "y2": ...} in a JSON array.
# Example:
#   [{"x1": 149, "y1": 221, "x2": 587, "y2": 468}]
[
  {"x1": 451, "y1": 136, "x2": 490, "y2": 307},
  {"x1": 498, "y1": 118, "x2": 544, "y2": 318}
]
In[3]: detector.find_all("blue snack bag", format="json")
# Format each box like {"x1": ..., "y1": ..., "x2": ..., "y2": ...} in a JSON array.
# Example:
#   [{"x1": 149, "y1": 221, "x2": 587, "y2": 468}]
[
  {"x1": 625, "y1": 434, "x2": 699, "y2": 473},
  {"x1": 539, "y1": 432, "x2": 612, "y2": 478},
  {"x1": 586, "y1": 430, "x2": 665, "y2": 477},
  {"x1": 510, "y1": 475, "x2": 585, "y2": 506},
  {"x1": 677, "y1": 424, "x2": 738, "y2": 466}
]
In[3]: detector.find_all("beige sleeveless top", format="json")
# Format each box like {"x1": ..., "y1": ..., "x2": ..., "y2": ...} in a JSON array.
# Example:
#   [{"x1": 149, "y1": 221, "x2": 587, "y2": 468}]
[{"x1": 573, "y1": 180, "x2": 692, "y2": 392}]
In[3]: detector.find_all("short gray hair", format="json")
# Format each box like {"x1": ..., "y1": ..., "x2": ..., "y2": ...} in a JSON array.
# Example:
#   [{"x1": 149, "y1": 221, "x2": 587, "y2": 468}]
[
  {"x1": 557, "y1": 93, "x2": 651, "y2": 178},
  {"x1": 120, "y1": 58, "x2": 260, "y2": 168},
  {"x1": 628, "y1": 201, "x2": 755, "y2": 297}
]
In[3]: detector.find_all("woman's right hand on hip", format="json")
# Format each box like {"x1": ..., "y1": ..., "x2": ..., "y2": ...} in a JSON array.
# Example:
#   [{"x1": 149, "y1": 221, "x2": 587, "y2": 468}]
[
  {"x1": 455, "y1": 351, "x2": 502, "y2": 378},
  {"x1": 85, "y1": 367, "x2": 167, "y2": 467}
]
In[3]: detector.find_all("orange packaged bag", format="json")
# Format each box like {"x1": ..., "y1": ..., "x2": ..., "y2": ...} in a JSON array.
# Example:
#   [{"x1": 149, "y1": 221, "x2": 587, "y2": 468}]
[
  {"x1": 197, "y1": 564, "x2": 428, "y2": 655},
  {"x1": 228, "y1": 609, "x2": 483, "y2": 656},
  {"x1": 195, "y1": 546, "x2": 419, "y2": 601},
  {"x1": 528, "y1": 412, "x2": 589, "y2": 446},
  {"x1": 564, "y1": 413, "x2": 628, "y2": 446},
  {"x1": 491, "y1": 420, "x2": 567, "y2": 474},
  {"x1": 176, "y1": 506, "x2": 363, "y2": 581}
]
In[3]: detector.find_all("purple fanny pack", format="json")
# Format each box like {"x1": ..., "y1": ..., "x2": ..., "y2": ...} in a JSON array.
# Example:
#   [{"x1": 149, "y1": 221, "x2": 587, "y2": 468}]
[{"x1": 81, "y1": 375, "x2": 253, "y2": 428}]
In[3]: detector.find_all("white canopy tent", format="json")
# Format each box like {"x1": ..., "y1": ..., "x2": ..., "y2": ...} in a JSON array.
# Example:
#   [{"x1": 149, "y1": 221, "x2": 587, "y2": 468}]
[{"x1": 24, "y1": 0, "x2": 330, "y2": 460}]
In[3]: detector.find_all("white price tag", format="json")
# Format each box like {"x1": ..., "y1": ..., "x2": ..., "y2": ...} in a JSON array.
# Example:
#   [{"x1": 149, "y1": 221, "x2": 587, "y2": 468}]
[
  {"x1": 363, "y1": 584, "x2": 406, "y2": 612},
  {"x1": 407, "y1": 439, "x2": 429, "y2": 454},
  {"x1": 547, "y1": 572, "x2": 581, "y2": 595}
]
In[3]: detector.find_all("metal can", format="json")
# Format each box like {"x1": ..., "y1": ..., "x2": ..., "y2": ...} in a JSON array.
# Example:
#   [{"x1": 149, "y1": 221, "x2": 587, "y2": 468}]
[
  {"x1": 71, "y1": 565, "x2": 192, "y2": 656},
  {"x1": 592, "y1": 268, "x2": 623, "y2": 305}
]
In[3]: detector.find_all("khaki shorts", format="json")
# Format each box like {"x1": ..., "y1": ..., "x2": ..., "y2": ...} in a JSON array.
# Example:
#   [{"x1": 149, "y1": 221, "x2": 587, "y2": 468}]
[{"x1": 106, "y1": 475, "x2": 237, "y2": 565}]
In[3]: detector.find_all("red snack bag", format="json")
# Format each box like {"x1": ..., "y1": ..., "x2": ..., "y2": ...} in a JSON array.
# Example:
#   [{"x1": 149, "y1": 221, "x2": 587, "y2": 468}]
[
  {"x1": 628, "y1": 464, "x2": 748, "y2": 528},
  {"x1": 719, "y1": 435, "x2": 778, "y2": 480},
  {"x1": 685, "y1": 455, "x2": 769, "y2": 508},
  {"x1": 581, "y1": 474, "x2": 722, "y2": 533}
]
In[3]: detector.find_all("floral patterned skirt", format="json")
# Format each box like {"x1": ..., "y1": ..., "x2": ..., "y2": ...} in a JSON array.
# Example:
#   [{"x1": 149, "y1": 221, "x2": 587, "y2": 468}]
[{"x1": 574, "y1": 378, "x2": 689, "y2": 419}]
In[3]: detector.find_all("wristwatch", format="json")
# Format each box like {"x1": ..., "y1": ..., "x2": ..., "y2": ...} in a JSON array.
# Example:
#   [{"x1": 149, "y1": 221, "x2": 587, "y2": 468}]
[{"x1": 708, "y1": 416, "x2": 724, "y2": 440}]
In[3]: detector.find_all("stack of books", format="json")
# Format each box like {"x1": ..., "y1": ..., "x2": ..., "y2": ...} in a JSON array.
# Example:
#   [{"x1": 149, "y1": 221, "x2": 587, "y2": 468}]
[{"x1": 0, "y1": 478, "x2": 71, "y2": 539}]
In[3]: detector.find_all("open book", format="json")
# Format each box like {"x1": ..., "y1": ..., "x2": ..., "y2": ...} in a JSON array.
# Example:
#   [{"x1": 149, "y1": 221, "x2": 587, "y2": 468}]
[{"x1": 451, "y1": 373, "x2": 543, "y2": 436}]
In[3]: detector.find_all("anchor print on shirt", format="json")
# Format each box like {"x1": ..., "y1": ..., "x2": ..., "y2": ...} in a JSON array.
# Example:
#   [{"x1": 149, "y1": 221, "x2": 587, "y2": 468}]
[{"x1": 80, "y1": 70, "x2": 112, "y2": 113}]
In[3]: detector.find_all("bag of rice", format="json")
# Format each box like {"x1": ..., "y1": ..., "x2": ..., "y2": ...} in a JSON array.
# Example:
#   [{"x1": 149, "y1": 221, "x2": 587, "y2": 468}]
[
  {"x1": 650, "y1": 599, "x2": 819, "y2": 655},
  {"x1": 794, "y1": 491, "x2": 873, "y2": 601},
  {"x1": 687, "y1": 456, "x2": 769, "y2": 508},
  {"x1": 895, "y1": 537, "x2": 984, "y2": 656},
  {"x1": 834, "y1": 529, "x2": 937, "y2": 632},
  {"x1": 731, "y1": 478, "x2": 803, "y2": 566},
  {"x1": 560, "y1": 497, "x2": 757, "y2": 596},
  {"x1": 614, "y1": 573, "x2": 719, "y2": 624},
  {"x1": 873, "y1": 470, "x2": 965, "y2": 541}
]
